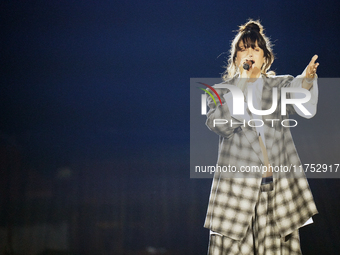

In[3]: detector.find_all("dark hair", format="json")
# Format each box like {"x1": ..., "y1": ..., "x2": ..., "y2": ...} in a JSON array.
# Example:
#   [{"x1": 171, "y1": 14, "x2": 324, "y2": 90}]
[{"x1": 222, "y1": 20, "x2": 275, "y2": 79}]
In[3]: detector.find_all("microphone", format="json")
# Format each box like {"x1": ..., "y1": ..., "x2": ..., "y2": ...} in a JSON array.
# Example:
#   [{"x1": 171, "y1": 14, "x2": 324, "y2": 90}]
[{"x1": 243, "y1": 60, "x2": 255, "y2": 71}]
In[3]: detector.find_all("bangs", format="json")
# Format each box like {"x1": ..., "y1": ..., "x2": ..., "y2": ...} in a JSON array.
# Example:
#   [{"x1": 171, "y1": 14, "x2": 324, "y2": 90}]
[{"x1": 236, "y1": 31, "x2": 266, "y2": 50}]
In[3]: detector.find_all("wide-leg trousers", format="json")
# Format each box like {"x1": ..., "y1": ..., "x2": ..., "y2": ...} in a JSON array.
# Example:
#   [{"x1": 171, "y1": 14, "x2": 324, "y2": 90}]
[{"x1": 207, "y1": 182, "x2": 302, "y2": 255}]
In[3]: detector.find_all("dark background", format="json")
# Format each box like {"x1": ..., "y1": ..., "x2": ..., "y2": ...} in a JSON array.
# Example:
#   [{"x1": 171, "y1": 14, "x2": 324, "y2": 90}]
[{"x1": 1, "y1": 0, "x2": 340, "y2": 254}]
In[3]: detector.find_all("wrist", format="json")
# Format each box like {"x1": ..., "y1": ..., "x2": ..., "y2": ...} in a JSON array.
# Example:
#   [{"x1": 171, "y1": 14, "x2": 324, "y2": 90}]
[
  {"x1": 305, "y1": 77, "x2": 314, "y2": 84},
  {"x1": 304, "y1": 73, "x2": 317, "y2": 83}
]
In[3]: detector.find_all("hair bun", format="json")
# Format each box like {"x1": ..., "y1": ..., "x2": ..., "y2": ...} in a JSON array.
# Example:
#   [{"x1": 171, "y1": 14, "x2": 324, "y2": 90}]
[{"x1": 239, "y1": 20, "x2": 263, "y2": 34}]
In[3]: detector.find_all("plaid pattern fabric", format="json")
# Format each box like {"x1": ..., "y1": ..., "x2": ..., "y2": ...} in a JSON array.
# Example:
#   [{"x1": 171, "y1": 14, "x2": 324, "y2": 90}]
[
  {"x1": 208, "y1": 182, "x2": 302, "y2": 255},
  {"x1": 204, "y1": 75, "x2": 318, "y2": 241}
]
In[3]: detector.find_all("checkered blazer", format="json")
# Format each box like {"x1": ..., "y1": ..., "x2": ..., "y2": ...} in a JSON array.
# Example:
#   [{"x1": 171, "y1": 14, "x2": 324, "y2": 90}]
[{"x1": 204, "y1": 74, "x2": 318, "y2": 240}]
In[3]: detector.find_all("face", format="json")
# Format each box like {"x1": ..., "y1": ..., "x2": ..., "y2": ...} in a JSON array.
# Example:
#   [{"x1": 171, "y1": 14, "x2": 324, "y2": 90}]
[{"x1": 235, "y1": 41, "x2": 265, "y2": 73}]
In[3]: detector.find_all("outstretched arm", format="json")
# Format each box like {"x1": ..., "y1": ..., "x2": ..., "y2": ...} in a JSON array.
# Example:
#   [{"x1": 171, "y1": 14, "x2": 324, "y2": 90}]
[
  {"x1": 289, "y1": 55, "x2": 320, "y2": 118},
  {"x1": 302, "y1": 54, "x2": 320, "y2": 90}
]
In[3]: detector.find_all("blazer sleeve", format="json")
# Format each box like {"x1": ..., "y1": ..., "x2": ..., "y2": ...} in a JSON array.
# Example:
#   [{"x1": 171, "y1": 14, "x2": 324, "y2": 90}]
[
  {"x1": 290, "y1": 74, "x2": 318, "y2": 119},
  {"x1": 280, "y1": 73, "x2": 318, "y2": 118}
]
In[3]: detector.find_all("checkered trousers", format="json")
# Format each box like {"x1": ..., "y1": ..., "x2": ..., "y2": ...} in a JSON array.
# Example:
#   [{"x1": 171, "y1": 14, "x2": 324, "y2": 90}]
[{"x1": 208, "y1": 182, "x2": 302, "y2": 255}]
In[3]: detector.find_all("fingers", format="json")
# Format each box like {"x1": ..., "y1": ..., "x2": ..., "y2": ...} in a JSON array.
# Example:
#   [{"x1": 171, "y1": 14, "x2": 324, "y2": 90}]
[
  {"x1": 310, "y1": 55, "x2": 319, "y2": 71},
  {"x1": 306, "y1": 55, "x2": 320, "y2": 79},
  {"x1": 310, "y1": 62, "x2": 319, "y2": 71},
  {"x1": 309, "y1": 54, "x2": 318, "y2": 65}
]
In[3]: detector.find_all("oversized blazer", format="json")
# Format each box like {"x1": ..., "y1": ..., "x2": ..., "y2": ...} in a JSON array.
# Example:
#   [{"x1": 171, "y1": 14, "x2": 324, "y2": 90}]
[{"x1": 203, "y1": 74, "x2": 318, "y2": 241}]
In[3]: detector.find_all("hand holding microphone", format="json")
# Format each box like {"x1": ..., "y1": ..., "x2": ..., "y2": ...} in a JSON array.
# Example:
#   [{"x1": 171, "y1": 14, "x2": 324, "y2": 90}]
[
  {"x1": 238, "y1": 58, "x2": 256, "y2": 89},
  {"x1": 243, "y1": 59, "x2": 255, "y2": 71},
  {"x1": 238, "y1": 56, "x2": 257, "y2": 79}
]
